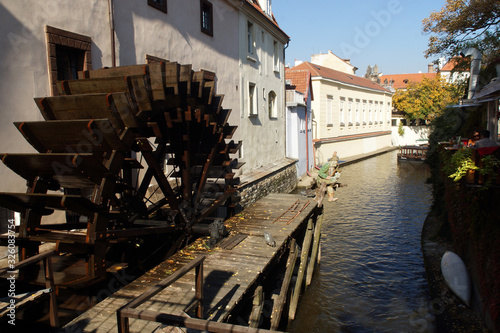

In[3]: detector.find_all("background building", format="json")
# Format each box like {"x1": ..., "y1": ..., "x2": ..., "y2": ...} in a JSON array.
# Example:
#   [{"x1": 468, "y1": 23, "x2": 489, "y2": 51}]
[{"x1": 289, "y1": 52, "x2": 393, "y2": 166}]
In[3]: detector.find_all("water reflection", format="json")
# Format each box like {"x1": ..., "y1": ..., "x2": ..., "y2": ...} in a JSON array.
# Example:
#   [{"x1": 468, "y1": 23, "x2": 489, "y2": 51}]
[{"x1": 289, "y1": 150, "x2": 434, "y2": 333}]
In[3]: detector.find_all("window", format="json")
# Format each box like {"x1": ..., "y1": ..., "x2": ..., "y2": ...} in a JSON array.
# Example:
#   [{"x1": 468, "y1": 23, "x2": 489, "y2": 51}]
[
  {"x1": 268, "y1": 91, "x2": 277, "y2": 118},
  {"x1": 247, "y1": 21, "x2": 254, "y2": 55},
  {"x1": 273, "y1": 41, "x2": 279, "y2": 71},
  {"x1": 378, "y1": 102, "x2": 384, "y2": 124},
  {"x1": 387, "y1": 102, "x2": 391, "y2": 123},
  {"x1": 348, "y1": 98, "x2": 353, "y2": 126},
  {"x1": 46, "y1": 26, "x2": 91, "y2": 96},
  {"x1": 148, "y1": 0, "x2": 167, "y2": 13},
  {"x1": 392, "y1": 119, "x2": 398, "y2": 127},
  {"x1": 249, "y1": 82, "x2": 257, "y2": 116},
  {"x1": 200, "y1": 0, "x2": 213, "y2": 36},
  {"x1": 326, "y1": 95, "x2": 333, "y2": 125},
  {"x1": 362, "y1": 100, "x2": 367, "y2": 124},
  {"x1": 339, "y1": 97, "x2": 345, "y2": 126},
  {"x1": 56, "y1": 45, "x2": 85, "y2": 81},
  {"x1": 369, "y1": 101, "x2": 373, "y2": 124},
  {"x1": 355, "y1": 99, "x2": 360, "y2": 125},
  {"x1": 374, "y1": 102, "x2": 378, "y2": 124}
]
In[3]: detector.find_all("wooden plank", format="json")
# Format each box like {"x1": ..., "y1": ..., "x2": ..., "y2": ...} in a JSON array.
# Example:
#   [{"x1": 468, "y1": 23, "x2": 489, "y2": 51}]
[
  {"x1": 0, "y1": 153, "x2": 110, "y2": 187},
  {"x1": 248, "y1": 286, "x2": 263, "y2": 328},
  {"x1": 44, "y1": 255, "x2": 60, "y2": 328},
  {"x1": 164, "y1": 62, "x2": 180, "y2": 95},
  {"x1": 270, "y1": 240, "x2": 297, "y2": 330},
  {"x1": 179, "y1": 64, "x2": 192, "y2": 96},
  {"x1": 35, "y1": 94, "x2": 126, "y2": 131},
  {"x1": 119, "y1": 308, "x2": 282, "y2": 333},
  {"x1": 216, "y1": 234, "x2": 247, "y2": 250},
  {"x1": 0, "y1": 193, "x2": 105, "y2": 217},
  {"x1": 147, "y1": 62, "x2": 166, "y2": 101},
  {"x1": 15, "y1": 119, "x2": 130, "y2": 153},
  {"x1": 289, "y1": 218, "x2": 314, "y2": 320},
  {"x1": 60, "y1": 76, "x2": 134, "y2": 96},
  {"x1": 80, "y1": 64, "x2": 149, "y2": 79},
  {"x1": 306, "y1": 214, "x2": 324, "y2": 286}
]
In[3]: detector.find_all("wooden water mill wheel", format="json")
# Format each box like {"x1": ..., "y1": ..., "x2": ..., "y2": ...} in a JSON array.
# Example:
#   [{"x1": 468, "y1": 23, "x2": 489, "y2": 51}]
[{"x1": 0, "y1": 61, "x2": 242, "y2": 284}]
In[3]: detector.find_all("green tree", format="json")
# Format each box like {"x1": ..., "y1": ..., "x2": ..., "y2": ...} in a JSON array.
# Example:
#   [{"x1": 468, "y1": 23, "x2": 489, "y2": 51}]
[
  {"x1": 422, "y1": 0, "x2": 500, "y2": 65},
  {"x1": 392, "y1": 75, "x2": 464, "y2": 122}
]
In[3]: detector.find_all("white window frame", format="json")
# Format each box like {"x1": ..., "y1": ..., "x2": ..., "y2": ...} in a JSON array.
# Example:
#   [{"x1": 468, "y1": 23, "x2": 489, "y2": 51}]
[
  {"x1": 268, "y1": 90, "x2": 277, "y2": 118},
  {"x1": 387, "y1": 102, "x2": 391, "y2": 123},
  {"x1": 273, "y1": 40, "x2": 279, "y2": 72},
  {"x1": 363, "y1": 100, "x2": 367, "y2": 124},
  {"x1": 326, "y1": 95, "x2": 333, "y2": 126},
  {"x1": 348, "y1": 98, "x2": 353, "y2": 126},
  {"x1": 340, "y1": 97, "x2": 345, "y2": 126},
  {"x1": 247, "y1": 21, "x2": 255, "y2": 56},
  {"x1": 248, "y1": 82, "x2": 257, "y2": 116},
  {"x1": 355, "y1": 99, "x2": 360, "y2": 125}
]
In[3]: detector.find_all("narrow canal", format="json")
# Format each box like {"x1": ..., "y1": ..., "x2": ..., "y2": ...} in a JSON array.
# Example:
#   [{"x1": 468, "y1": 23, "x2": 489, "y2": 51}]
[{"x1": 289, "y1": 150, "x2": 434, "y2": 332}]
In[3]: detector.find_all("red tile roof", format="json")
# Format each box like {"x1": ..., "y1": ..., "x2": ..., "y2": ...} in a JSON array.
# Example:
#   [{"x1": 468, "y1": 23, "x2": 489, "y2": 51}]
[
  {"x1": 245, "y1": 1, "x2": 289, "y2": 39},
  {"x1": 285, "y1": 68, "x2": 313, "y2": 101},
  {"x1": 379, "y1": 73, "x2": 437, "y2": 90},
  {"x1": 440, "y1": 57, "x2": 470, "y2": 72},
  {"x1": 292, "y1": 62, "x2": 391, "y2": 93}
]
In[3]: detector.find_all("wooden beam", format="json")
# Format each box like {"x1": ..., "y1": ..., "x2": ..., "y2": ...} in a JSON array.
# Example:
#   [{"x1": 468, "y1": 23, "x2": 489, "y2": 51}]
[
  {"x1": 289, "y1": 218, "x2": 314, "y2": 320},
  {"x1": 306, "y1": 214, "x2": 324, "y2": 286},
  {"x1": 119, "y1": 308, "x2": 283, "y2": 333},
  {"x1": 44, "y1": 255, "x2": 59, "y2": 328},
  {"x1": 270, "y1": 239, "x2": 297, "y2": 330},
  {"x1": 137, "y1": 138, "x2": 180, "y2": 212},
  {"x1": 249, "y1": 286, "x2": 264, "y2": 328}
]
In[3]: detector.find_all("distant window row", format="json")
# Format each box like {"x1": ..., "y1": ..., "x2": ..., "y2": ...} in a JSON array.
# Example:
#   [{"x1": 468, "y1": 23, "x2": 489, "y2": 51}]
[
  {"x1": 326, "y1": 96, "x2": 391, "y2": 126},
  {"x1": 148, "y1": 0, "x2": 213, "y2": 37}
]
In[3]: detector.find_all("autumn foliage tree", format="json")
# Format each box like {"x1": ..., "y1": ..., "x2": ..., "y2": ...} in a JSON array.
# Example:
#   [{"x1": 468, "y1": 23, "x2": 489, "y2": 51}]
[
  {"x1": 392, "y1": 75, "x2": 464, "y2": 121},
  {"x1": 423, "y1": 0, "x2": 500, "y2": 65}
]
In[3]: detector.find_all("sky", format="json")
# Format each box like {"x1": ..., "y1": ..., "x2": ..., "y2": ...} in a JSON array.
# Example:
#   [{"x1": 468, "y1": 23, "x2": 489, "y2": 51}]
[{"x1": 272, "y1": 0, "x2": 448, "y2": 76}]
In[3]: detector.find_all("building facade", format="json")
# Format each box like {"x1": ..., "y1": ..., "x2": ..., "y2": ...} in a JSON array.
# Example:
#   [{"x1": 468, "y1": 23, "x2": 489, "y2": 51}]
[
  {"x1": 290, "y1": 59, "x2": 393, "y2": 165},
  {"x1": 236, "y1": 0, "x2": 290, "y2": 171},
  {"x1": 285, "y1": 69, "x2": 314, "y2": 178}
]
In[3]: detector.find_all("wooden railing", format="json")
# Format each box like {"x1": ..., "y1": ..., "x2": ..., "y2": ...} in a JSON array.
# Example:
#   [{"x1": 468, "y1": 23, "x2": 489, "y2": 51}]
[
  {"x1": 0, "y1": 249, "x2": 59, "y2": 327},
  {"x1": 117, "y1": 255, "x2": 205, "y2": 333},
  {"x1": 116, "y1": 255, "x2": 282, "y2": 333}
]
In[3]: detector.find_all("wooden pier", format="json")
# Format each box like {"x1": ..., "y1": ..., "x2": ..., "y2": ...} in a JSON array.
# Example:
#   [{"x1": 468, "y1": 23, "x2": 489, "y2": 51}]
[{"x1": 64, "y1": 193, "x2": 323, "y2": 332}]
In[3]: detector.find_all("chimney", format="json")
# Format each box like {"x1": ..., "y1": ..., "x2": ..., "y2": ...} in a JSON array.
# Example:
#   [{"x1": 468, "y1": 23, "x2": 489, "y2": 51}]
[
  {"x1": 428, "y1": 63, "x2": 434, "y2": 73},
  {"x1": 264, "y1": 0, "x2": 272, "y2": 17}
]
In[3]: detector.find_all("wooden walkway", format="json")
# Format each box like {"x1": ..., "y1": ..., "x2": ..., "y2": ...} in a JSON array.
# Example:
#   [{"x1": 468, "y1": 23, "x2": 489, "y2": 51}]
[{"x1": 64, "y1": 193, "x2": 318, "y2": 332}]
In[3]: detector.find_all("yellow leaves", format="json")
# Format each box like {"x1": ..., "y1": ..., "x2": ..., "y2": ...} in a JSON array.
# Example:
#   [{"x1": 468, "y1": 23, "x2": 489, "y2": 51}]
[{"x1": 393, "y1": 74, "x2": 463, "y2": 121}]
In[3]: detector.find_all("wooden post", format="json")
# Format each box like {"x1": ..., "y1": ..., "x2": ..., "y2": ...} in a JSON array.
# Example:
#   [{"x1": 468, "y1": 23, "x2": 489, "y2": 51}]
[
  {"x1": 270, "y1": 239, "x2": 297, "y2": 331},
  {"x1": 306, "y1": 213, "x2": 324, "y2": 286},
  {"x1": 195, "y1": 261, "x2": 204, "y2": 319},
  {"x1": 289, "y1": 219, "x2": 314, "y2": 320},
  {"x1": 44, "y1": 255, "x2": 59, "y2": 328},
  {"x1": 248, "y1": 286, "x2": 264, "y2": 328}
]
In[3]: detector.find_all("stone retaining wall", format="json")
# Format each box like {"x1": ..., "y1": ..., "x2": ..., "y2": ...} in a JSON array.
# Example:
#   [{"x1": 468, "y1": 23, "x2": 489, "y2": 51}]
[{"x1": 238, "y1": 159, "x2": 298, "y2": 209}]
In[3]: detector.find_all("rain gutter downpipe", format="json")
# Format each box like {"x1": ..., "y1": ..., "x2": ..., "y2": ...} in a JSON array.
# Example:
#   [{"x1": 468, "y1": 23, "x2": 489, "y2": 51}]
[
  {"x1": 108, "y1": 0, "x2": 116, "y2": 67},
  {"x1": 460, "y1": 48, "x2": 482, "y2": 99}
]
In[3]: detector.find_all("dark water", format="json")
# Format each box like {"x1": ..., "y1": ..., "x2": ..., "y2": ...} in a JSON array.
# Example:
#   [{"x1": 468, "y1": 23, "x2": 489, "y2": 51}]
[{"x1": 289, "y1": 150, "x2": 435, "y2": 333}]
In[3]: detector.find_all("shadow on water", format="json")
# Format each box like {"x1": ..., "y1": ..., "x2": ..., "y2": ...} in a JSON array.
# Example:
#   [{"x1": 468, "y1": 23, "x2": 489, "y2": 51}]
[{"x1": 289, "y1": 150, "x2": 435, "y2": 333}]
